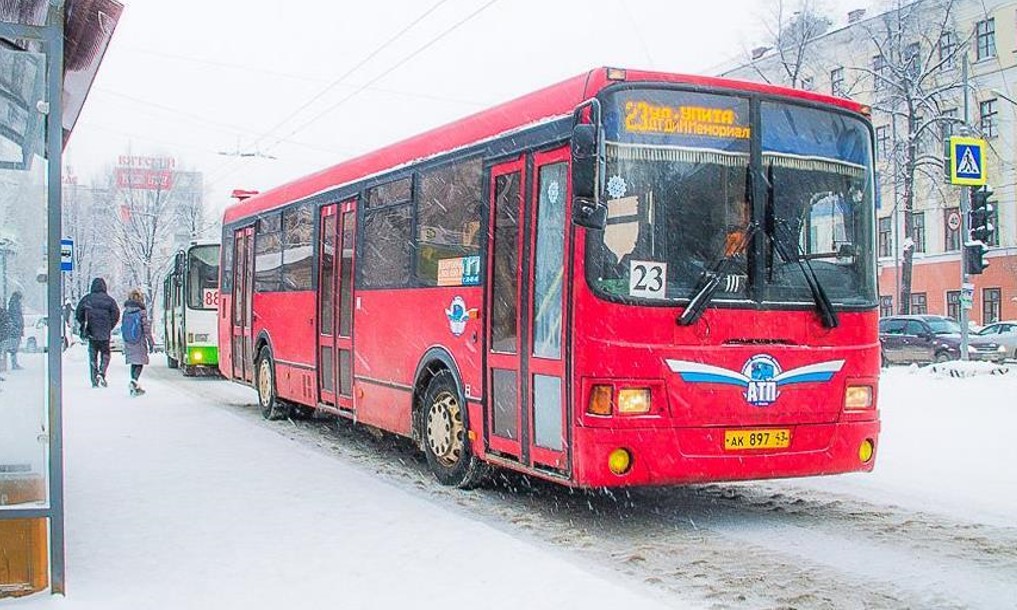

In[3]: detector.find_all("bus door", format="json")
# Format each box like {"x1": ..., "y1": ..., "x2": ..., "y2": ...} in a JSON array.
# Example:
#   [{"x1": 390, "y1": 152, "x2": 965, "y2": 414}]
[
  {"x1": 486, "y1": 149, "x2": 571, "y2": 471},
  {"x1": 231, "y1": 226, "x2": 255, "y2": 383},
  {"x1": 316, "y1": 199, "x2": 357, "y2": 411}
]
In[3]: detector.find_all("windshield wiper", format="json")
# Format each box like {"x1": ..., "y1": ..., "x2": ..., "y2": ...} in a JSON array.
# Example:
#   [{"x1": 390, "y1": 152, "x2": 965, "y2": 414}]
[
  {"x1": 677, "y1": 223, "x2": 757, "y2": 327},
  {"x1": 770, "y1": 220, "x2": 839, "y2": 329}
]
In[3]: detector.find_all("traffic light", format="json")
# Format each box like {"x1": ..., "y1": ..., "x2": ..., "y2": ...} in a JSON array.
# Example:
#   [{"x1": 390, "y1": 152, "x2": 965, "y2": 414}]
[
  {"x1": 969, "y1": 185, "x2": 995, "y2": 244},
  {"x1": 965, "y1": 242, "x2": 989, "y2": 275}
]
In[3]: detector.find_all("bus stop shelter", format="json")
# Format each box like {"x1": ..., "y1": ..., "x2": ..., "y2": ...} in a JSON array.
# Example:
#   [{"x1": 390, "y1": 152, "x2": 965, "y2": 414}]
[{"x1": 0, "y1": 0, "x2": 120, "y2": 597}]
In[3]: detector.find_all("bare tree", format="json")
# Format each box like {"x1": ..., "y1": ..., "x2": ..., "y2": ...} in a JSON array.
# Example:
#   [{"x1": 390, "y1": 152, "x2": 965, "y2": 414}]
[
  {"x1": 858, "y1": 0, "x2": 966, "y2": 313},
  {"x1": 752, "y1": 0, "x2": 833, "y2": 88}
]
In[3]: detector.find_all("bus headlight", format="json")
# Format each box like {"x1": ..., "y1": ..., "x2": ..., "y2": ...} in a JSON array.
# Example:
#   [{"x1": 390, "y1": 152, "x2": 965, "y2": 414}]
[
  {"x1": 617, "y1": 388, "x2": 651, "y2": 414},
  {"x1": 844, "y1": 385, "x2": 873, "y2": 410}
]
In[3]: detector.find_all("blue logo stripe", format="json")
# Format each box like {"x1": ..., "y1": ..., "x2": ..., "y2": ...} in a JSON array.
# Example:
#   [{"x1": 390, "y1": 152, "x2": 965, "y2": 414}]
[
  {"x1": 776, "y1": 372, "x2": 836, "y2": 386},
  {"x1": 679, "y1": 373, "x2": 749, "y2": 387}
]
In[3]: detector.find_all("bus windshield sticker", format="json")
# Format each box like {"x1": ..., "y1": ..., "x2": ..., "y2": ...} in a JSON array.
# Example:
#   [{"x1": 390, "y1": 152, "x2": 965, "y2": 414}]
[
  {"x1": 604, "y1": 197, "x2": 639, "y2": 263},
  {"x1": 445, "y1": 296, "x2": 477, "y2": 336},
  {"x1": 606, "y1": 175, "x2": 627, "y2": 199},
  {"x1": 437, "y1": 256, "x2": 481, "y2": 287},
  {"x1": 629, "y1": 261, "x2": 666, "y2": 299}
]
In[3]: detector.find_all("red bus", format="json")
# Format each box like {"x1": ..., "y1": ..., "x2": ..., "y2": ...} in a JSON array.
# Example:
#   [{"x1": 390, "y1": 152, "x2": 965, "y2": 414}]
[{"x1": 219, "y1": 67, "x2": 880, "y2": 488}]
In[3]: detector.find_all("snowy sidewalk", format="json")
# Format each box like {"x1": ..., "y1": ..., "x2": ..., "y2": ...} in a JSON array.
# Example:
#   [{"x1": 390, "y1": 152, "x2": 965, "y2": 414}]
[{"x1": 9, "y1": 349, "x2": 686, "y2": 609}]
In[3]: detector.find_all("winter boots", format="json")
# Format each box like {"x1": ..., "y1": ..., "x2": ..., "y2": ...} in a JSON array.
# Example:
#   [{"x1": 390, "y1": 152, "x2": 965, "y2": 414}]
[{"x1": 129, "y1": 379, "x2": 145, "y2": 396}]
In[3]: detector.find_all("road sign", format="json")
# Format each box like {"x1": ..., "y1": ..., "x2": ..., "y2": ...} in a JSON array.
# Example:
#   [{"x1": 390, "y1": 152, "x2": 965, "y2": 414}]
[
  {"x1": 947, "y1": 210, "x2": 961, "y2": 232},
  {"x1": 961, "y1": 282, "x2": 974, "y2": 310},
  {"x1": 60, "y1": 238, "x2": 73, "y2": 272},
  {"x1": 949, "y1": 136, "x2": 987, "y2": 186}
]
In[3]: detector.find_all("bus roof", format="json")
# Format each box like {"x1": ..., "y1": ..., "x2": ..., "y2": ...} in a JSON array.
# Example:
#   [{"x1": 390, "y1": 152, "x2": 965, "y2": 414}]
[{"x1": 223, "y1": 67, "x2": 866, "y2": 224}]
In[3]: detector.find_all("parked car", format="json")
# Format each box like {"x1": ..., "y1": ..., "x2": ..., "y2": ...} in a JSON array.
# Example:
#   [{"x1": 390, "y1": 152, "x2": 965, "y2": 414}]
[
  {"x1": 879, "y1": 315, "x2": 1006, "y2": 365},
  {"x1": 19, "y1": 315, "x2": 72, "y2": 353},
  {"x1": 973, "y1": 321, "x2": 1017, "y2": 361}
]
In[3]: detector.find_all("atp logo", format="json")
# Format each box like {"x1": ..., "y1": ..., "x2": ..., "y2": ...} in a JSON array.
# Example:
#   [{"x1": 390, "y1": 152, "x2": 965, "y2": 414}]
[{"x1": 665, "y1": 354, "x2": 845, "y2": 407}]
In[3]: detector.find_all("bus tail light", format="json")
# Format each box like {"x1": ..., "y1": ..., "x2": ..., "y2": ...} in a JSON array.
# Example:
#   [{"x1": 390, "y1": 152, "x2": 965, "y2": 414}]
[
  {"x1": 617, "y1": 388, "x2": 651, "y2": 414},
  {"x1": 844, "y1": 385, "x2": 873, "y2": 410},
  {"x1": 588, "y1": 385, "x2": 613, "y2": 415}
]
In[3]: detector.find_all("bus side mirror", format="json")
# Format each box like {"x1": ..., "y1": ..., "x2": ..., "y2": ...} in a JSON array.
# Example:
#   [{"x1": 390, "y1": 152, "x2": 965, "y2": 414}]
[{"x1": 572, "y1": 124, "x2": 606, "y2": 230}]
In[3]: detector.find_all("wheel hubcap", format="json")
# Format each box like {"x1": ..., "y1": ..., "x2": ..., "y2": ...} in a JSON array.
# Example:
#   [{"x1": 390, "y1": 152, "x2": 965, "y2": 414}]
[
  {"x1": 426, "y1": 391, "x2": 464, "y2": 468},
  {"x1": 258, "y1": 360, "x2": 272, "y2": 406}
]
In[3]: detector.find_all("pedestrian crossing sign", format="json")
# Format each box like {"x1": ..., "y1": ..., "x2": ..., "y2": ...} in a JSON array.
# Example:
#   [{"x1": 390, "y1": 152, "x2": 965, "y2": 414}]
[{"x1": 949, "y1": 136, "x2": 987, "y2": 186}]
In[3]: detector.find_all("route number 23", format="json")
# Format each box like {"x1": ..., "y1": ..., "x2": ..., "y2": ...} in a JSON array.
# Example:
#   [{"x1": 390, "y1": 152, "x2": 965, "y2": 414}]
[{"x1": 629, "y1": 261, "x2": 667, "y2": 299}]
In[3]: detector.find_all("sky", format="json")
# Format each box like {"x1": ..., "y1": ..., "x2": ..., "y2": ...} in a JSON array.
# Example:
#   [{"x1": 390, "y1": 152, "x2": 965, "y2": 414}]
[{"x1": 63, "y1": 0, "x2": 876, "y2": 219}]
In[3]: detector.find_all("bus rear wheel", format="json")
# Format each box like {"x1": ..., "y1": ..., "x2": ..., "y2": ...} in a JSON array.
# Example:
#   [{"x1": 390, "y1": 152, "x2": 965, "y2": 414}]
[
  {"x1": 257, "y1": 347, "x2": 290, "y2": 421},
  {"x1": 421, "y1": 370, "x2": 486, "y2": 489}
]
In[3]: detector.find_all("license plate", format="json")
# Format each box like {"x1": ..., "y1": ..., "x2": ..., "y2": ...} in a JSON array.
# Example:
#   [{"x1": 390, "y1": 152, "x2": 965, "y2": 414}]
[{"x1": 724, "y1": 429, "x2": 791, "y2": 450}]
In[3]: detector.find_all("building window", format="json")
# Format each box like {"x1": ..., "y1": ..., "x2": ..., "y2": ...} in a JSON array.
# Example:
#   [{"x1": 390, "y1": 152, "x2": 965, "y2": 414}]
[
  {"x1": 876, "y1": 125, "x2": 890, "y2": 162},
  {"x1": 986, "y1": 200, "x2": 1000, "y2": 246},
  {"x1": 980, "y1": 98, "x2": 998, "y2": 138},
  {"x1": 909, "y1": 211, "x2": 925, "y2": 254},
  {"x1": 946, "y1": 290, "x2": 960, "y2": 321},
  {"x1": 831, "y1": 67, "x2": 844, "y2": 96},
  {"x1": 878, "y1": 216, "x2": 893, "y2": 257},
  {"x1": 939, "y1": 31, "x2": 957, "y2": 69},
  {"x1": 905, "y1": 42, "x2": 921, "y2": 78},
  {"x1": 941, "y1": 108, "x2": 958, "y2": 141},
  {"x1": 910, "y1": 292, "x2": 928, "y2": 315},
  {"x1": 944, "y1": 207, "x2": 961, "y2": 251},
  {"x1": 976, "y1": 18, "x2": 996, "y2": 61},
  {"x1": 983, "y1": 288, "x2": 1001, "y2": 324},
  {"x1": 880, "y1": 295, "x2": 894, "y2": 317},
  {"x1": 872, "y1": 55, "x2": 887, "y2": 90}
]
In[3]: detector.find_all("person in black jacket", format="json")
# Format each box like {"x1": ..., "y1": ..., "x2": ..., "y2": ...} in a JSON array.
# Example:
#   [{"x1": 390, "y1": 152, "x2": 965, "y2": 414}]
[
  {"x1": 0, "y1": 300, "x2": 9, "y2": 379},
  {"x1": 75, "y1": 277, "x2": 121, "y2": 388},
  {"x1": 7, "y1": 291, "x2": 24, "y2": 369}
]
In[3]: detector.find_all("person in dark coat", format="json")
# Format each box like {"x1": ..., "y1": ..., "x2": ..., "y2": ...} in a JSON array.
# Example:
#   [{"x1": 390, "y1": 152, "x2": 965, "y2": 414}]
[
  {"x1": 0, "y1": 300, "x2": 9, "y2": 378},
  {"x1": 75, "y1": 277, "x2": 120, "y2": 388},
  {"x1": 122, "y1": 288, "x2": 155, "y2": 396},
  {"x1": 7, "y1": 291, "x2": 24, "y2": 369}
]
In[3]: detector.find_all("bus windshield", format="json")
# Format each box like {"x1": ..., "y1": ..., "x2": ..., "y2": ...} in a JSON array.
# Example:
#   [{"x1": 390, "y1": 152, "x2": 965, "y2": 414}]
[
  {"x1": 586, "y1": 88, "x2": 876, "y2": 308},
  {"x1": 187, "y1": 245, "x2": 220, "y2": 310}
]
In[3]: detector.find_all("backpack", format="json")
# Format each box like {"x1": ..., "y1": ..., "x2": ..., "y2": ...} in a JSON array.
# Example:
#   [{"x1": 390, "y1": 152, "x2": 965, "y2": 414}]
[{"x1": 122, "y1": 309, "x2": 143, "y2": 344}]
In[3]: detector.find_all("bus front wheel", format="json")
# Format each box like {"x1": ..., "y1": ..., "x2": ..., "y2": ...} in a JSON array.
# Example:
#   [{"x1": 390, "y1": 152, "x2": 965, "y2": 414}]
[
  {"x1": 257, "y1": 347, "x2": 290, "y2": 421},
  {"x1": 421, "y1": 369, "x2": 486, "y2": 489},
  {"x1": 166, "y1": 354, "x2": 179, "y2": 369}
]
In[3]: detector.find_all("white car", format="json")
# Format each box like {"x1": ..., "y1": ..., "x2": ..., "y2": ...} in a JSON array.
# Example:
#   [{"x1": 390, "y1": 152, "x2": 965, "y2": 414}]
[
  {"x1": 21, "y1": 315, "x2": 72, "y2": 352},
  {"x1": 21, "y1": 315, "x2": 47, "y2": 352}
]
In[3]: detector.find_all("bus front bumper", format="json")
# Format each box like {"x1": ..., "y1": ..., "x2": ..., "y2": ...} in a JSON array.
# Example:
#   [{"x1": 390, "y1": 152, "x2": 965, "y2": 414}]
[{"x1": 570, "y1": 419, "x2": 880, "y2": 488}]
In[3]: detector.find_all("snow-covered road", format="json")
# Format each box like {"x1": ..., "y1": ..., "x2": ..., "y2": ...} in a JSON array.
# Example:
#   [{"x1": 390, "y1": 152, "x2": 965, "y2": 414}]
[{"x1": 6, "y1": 350, "x2": 1017, "y2": 608}]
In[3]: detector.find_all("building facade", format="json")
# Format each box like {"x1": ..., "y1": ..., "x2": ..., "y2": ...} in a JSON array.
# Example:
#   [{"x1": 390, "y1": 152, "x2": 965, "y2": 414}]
[{"x1": 722, "y1": 0, "x2": 1017, "y2": 325}]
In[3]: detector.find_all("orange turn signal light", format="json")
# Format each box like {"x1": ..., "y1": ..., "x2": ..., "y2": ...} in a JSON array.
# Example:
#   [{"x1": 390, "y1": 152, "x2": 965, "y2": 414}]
[{"x1": 588, "y1": 385, "x2": 613, "y2": 416}]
